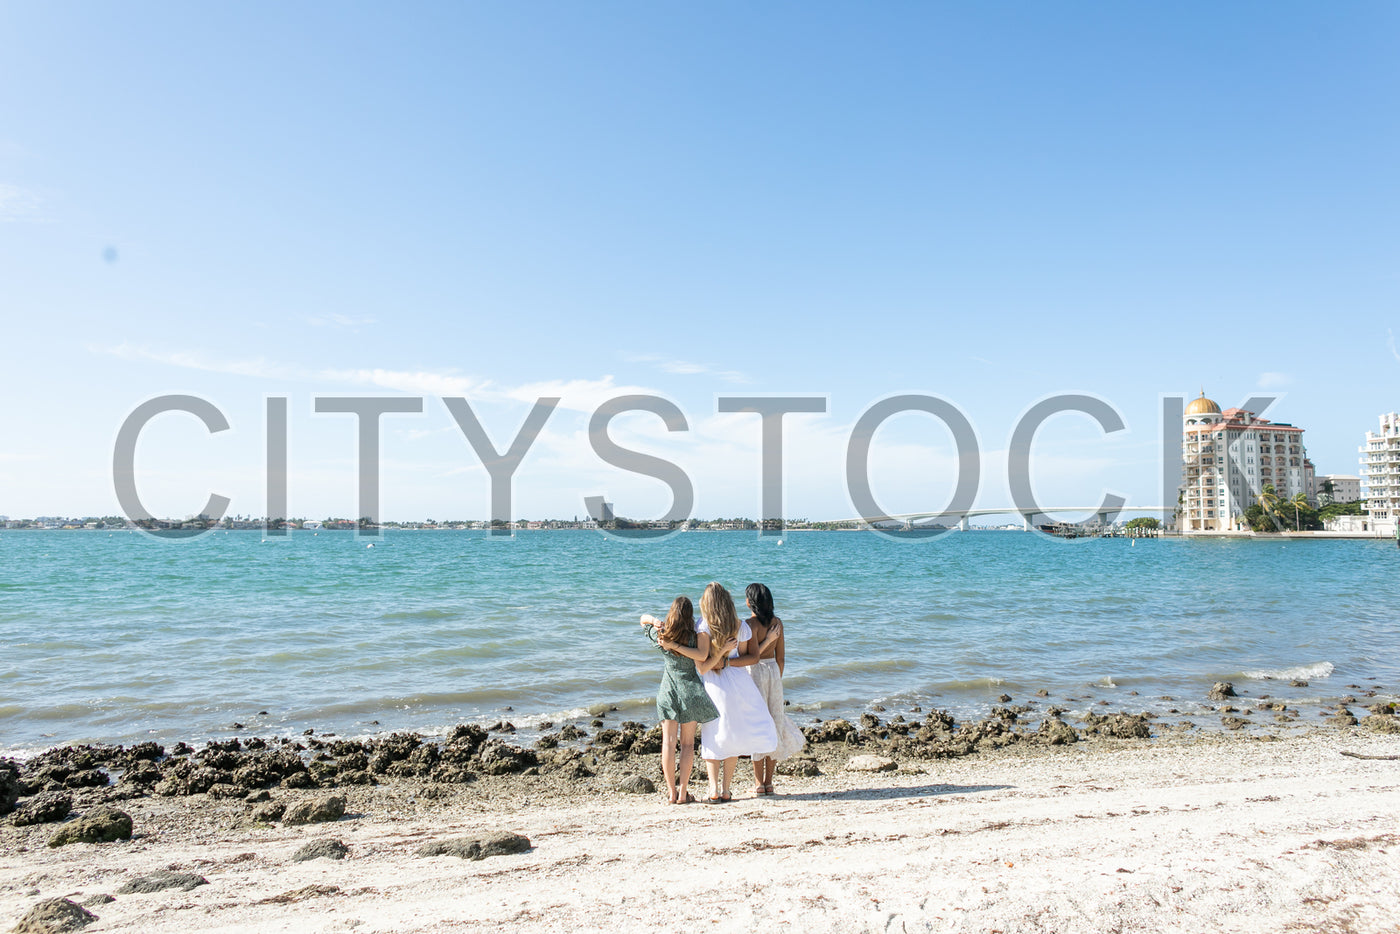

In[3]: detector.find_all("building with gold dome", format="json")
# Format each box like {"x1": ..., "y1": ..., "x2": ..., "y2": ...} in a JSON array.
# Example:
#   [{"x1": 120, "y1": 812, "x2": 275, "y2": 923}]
[{"x1": 1177, "y1": 392, "x2": 1316, "y2": 532}]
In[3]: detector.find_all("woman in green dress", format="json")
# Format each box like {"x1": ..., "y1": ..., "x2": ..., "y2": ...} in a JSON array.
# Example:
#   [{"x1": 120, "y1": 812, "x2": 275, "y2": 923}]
[{"x1": 640, "y1": 596, "x2": 721, "y2": 804}]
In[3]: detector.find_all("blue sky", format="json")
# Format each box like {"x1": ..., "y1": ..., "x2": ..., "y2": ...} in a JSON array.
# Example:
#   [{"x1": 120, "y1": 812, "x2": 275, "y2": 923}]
[{"x1": 2, "y1": 3, "x2": 1397, "y2": 522}]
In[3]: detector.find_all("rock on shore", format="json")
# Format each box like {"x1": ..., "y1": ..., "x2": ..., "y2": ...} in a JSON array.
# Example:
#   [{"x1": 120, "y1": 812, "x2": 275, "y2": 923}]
[
  {"x1": 292, "y1": 838, "x2": 350, "y2": 861},
  {"x1": 1208, "y1": 681, "x2": 1237, "y2": 700},
  {"x1": 10, "y1": 897, "x2": 97, "y2": 933},
  {"x1": 282, "y1": 795, "x2": 346, "y2": 825},
  {"x1": 47, "y1": 808, "x2": 132, "y2": 848},
  {"x1": 415, "y1": 831, "x2": 531, "y2": 860},
  {"x1": 115, "y1": 870, "x2": 208, "y2": 894},
  {"x1": 12, "y1": 791, "x2": 71, "y2": 827}
]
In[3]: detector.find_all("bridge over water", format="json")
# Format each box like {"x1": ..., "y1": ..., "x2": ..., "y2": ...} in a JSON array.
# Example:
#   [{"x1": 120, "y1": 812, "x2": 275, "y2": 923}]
[{"x1": 853, "y1": 506, "x2": 1171, "y2": 531}]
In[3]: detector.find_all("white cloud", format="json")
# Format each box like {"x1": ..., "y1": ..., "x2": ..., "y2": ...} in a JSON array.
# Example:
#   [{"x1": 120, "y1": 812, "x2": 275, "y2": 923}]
[
  {"x1": 400, "y1": 426, "x2": 460, "y2": 442},
  {"x1": 319, "y1": 367, "x2": 488, "y2": 397},
  {"x1": 307, "y1": 313, "x2": 376, "y2": 330},
  {"x1": 622, "y1": 353, "x2": 748, "y2": 384},
  {"x1": 87, "y1": 343, "x2": 659, "y2": 414},
  {"x1": 93, "y1": 343, "x2": 283, "y2": 379},
  {"x1": 504, "y1": 375, "x2": 666, "y2": 413},
  {"x1": 91, "y1": 343, "x2": 489, "y2": 396},
  {"x1": 1389, "y1": 329, "x2": 1400, "y2": 364},
  {"x1": 0, "y1": 183, "x2": 40, "y2": 222}
]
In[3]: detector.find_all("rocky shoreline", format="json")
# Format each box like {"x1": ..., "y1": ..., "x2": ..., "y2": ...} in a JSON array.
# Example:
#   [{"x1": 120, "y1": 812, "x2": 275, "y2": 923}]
[
  {"x1": 3, "y1": 683, "x2": 1400, "y2": 933},
  {"x1": 6, "y1": 680, "x2": 1399, "y2": 847}
]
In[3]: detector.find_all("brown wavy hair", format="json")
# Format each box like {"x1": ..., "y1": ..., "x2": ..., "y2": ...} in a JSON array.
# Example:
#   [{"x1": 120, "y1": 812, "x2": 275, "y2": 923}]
[
  {"x1": 700, "y1": 582, "x2": 740, "y2": 666},
  {"x1": 658, "y1": 596, "x2": 694, "y2": 646}
]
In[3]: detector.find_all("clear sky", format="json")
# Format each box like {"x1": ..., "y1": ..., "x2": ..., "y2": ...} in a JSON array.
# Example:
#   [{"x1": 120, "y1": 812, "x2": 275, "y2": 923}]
[{"x1": 2, "y1": 3, "x2": 1397, "y2": 522}]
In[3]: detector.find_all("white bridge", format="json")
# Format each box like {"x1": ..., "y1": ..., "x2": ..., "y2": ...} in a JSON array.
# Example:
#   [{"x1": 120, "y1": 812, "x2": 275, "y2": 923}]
[{"x1": 855, "y1": 506, "x2": 1171, "y2": 531}]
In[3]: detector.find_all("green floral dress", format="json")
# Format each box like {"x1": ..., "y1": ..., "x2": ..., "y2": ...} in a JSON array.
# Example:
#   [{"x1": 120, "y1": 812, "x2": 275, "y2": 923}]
[{"x1": 646, "y1": 628, "x2": 719, "y2": 724}]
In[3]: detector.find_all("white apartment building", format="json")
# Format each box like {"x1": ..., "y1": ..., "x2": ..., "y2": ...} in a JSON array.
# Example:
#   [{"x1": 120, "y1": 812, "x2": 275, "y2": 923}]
[
  {"x1": 1178, "y1": 392, "x2": 1316, "y2": 532},
  {"x1": 1358, "y1": 412, "x2": 1400, "y2": 536},
  {"x1": 1315, "y1": 474, "x2": 1362, "y2": 505}
]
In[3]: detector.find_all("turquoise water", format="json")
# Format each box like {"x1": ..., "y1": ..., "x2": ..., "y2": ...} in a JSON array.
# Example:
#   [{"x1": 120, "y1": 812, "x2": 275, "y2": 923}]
[{"x1": 2, "y1": 529, "x2": 1397, "y2": 755}]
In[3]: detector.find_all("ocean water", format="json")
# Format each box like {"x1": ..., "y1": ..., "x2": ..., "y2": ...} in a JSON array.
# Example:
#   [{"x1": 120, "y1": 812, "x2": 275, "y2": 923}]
[{"x1": 2, "y1": 529, "x2": 1397, "y2": 756}]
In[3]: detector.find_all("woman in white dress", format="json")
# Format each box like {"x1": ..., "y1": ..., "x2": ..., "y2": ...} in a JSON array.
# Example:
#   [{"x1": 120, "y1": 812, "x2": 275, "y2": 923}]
[
  {"x1": 695, "y1": 582, "x2": 778, "y2": 803},
  {"x1": 744, "y1": 582, "x2": 806, "y2": 795}
]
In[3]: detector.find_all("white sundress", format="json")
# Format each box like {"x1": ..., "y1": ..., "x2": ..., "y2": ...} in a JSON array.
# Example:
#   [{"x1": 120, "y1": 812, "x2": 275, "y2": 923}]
[{"x1": 696, "y1": 618, "x2": 779, "y2": 760}]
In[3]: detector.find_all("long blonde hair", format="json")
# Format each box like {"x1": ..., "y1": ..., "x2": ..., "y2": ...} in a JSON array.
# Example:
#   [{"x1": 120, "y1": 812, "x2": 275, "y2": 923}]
[{"x1": 700, "y1": 582, "x2": 740, "y2": 666}]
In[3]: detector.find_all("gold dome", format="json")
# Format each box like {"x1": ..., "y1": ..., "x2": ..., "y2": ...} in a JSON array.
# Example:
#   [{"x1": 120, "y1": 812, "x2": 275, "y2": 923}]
[{"x1": 1185, "y1": 392, "x2": 1221, "y2": 416}]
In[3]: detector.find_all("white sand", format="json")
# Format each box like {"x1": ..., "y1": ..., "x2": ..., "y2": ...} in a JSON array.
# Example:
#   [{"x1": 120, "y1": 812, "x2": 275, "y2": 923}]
[{"x1": 4, "y1": 729, "x2": 1399, "y2": 933}]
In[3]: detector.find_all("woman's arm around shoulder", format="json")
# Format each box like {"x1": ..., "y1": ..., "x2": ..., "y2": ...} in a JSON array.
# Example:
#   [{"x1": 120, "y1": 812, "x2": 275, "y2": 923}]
[
  {"x1": 757, "y1": 617, "x2": 783, "y2": 652},
  {"x1": 694, "y1": 631, "x2": 724, "y2": 675},
  {"x1": 728, "y1": 623, "x2": 761, "y2": 668},
  {"x1": 659, "y1": 635, "x2": 709, "y2": 663}
]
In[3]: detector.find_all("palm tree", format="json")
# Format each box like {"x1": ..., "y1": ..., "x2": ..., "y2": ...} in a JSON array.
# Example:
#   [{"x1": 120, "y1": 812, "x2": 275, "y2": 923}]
[
  {"x1": 1288, "y1": 492, "x2": 1309, "y2": 531},
  {"x1": 1257, "y1": 484, "x2": 1283, "y2": 532}
]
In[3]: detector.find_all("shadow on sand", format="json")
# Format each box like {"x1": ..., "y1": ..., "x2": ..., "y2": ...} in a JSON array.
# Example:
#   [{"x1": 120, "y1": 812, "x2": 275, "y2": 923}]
[{"x1": 755, "y1": 782, "x2": 1012, "y2": 803}]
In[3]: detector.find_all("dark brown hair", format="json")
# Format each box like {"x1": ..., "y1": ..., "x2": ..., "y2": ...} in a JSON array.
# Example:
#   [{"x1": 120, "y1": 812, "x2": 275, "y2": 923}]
[{"x1": 745, "y1": 582, "x2": 775, "y2": 623}]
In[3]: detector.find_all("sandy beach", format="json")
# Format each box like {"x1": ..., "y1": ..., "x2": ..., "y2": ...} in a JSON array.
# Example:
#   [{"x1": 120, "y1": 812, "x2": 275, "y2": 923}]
[{"x1": 4, "y1": 713, "x2": 1400, "y2": 934}]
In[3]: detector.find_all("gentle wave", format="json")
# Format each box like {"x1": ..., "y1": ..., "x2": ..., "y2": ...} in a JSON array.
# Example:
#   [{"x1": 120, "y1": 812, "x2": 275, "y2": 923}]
[
  {"x1": 303, "y1": 689, "x2": 544, "y2": 717},
  {"x1": 2, "y1": 703, "x2": 111, "y2": 722},
  {"x1": 1240, "y1": 661, "x2": 1336, "y2": 681},
  {"x1": 378, "y1": 608, "x2": 463, "y2": 621},
  {"x1": 921, "y1": 676, "x2": 1010, "y2": 692},
  {"x1": 800, "y1": 658, "x2": 920, "y2": 680}
]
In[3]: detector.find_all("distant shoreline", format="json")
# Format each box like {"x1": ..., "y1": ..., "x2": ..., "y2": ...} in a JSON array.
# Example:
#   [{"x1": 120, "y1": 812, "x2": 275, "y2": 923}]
[{"x1": 3, "y1": 525, "x2": 1396, "y2": 538}]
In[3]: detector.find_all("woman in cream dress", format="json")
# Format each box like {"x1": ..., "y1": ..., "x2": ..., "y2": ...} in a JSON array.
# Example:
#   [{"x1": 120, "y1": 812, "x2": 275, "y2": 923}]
[{"x1": 744, "y1": 582, "x2": 805, "y2": 794}]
